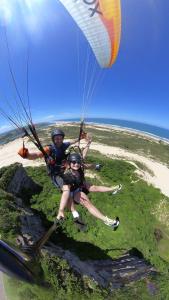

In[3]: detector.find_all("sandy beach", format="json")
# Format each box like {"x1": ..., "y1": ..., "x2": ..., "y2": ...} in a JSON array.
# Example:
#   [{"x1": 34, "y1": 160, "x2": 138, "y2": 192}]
[
  {"x1": 0, "y1": 124, "x2": 169, "y2": 198},
  {"x1": 56, "y1": 121, "x2": 169, "y2": 145}
]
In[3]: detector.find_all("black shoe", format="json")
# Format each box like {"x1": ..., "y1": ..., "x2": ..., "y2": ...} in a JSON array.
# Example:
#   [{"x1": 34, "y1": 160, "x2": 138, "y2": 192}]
[
  {"x1": 74, "y1": 217, "x2": 87, "y2": 232},
  {"x1": 113, "y1": 217, "x2": 120, "y2": 231},
  {"x1": 104, "y1": 216, "x2": 120, "y2": 231}
]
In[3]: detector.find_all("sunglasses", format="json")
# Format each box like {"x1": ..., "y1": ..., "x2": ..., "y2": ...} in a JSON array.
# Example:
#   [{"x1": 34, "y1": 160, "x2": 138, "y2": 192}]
[{"x1": 71, "y1": 160, "x2": 81, "y2": 165}]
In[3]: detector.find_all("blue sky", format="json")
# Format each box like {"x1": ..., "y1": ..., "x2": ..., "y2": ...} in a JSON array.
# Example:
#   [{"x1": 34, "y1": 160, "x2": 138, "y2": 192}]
[{"x1": 0, "y1": 0, "x2": 169, "y2": 133}]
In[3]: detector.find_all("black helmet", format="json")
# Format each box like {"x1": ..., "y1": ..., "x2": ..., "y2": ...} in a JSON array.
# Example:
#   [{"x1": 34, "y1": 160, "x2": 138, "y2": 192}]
[
  {"x1": 51, "y1": 129, "x2": 65, "y2": 141},
  {"x1": 68, "y1": 153, "x2": 82, "y2": 164}
]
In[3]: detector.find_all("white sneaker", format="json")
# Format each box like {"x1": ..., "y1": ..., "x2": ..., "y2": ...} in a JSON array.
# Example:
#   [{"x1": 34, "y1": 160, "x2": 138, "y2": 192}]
[
  {"x1": 112, "y1": 184, "x2": 122, "y2": 195},
  {"x1": 104, "y1": 216, "x2": 120, "y2": 231}
]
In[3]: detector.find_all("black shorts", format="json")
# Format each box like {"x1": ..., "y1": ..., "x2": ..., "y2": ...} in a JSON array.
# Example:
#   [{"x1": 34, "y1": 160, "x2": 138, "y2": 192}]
[{"x1": 70, "y1": 186, "x2": 89, "y2": 204}]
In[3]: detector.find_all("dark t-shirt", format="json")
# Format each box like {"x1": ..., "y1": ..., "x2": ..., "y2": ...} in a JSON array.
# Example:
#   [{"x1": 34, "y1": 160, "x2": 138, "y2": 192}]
[
  {"x1": 62, "y1": 168, "x2": 85, "y2": 191},
  {"x1": 47, "y1": 142, "x2": 70, "y2": 175},
  {"x1": 49, "y1": 142, "x2": 70, "y2": 163}
]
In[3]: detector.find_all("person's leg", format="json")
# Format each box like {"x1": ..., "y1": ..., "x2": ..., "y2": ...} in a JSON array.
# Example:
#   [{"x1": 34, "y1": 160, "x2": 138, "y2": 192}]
[
  {"x1": 89, "y1": 185, "x2": 114, "y2": 192},
  {"x1": 67, "y1": 194, "x2": 87, "y2": 231},
  {"x1": 67, "y1": 195, "x2": 80, "y2": 219},
  {"x1": 74, "y1": 192, "x2": 107, "y2": 221},
  {"x1": 86, "y1": 182, "x2": 122, "y2": 194},
  {"x1": 74, "y1": 192, "x2": 120, "y2": 230}
]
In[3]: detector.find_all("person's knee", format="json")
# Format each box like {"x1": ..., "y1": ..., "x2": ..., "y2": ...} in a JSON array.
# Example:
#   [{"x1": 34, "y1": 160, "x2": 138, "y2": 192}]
[{"x1": 80, "y1": 196, "x2": 90, "y2": 208}]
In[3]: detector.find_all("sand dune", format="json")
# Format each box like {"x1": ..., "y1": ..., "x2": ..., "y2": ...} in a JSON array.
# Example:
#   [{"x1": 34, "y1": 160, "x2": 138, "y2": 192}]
[{"x1": 0, "y1": 134, "x2": 169, "y2": 198}]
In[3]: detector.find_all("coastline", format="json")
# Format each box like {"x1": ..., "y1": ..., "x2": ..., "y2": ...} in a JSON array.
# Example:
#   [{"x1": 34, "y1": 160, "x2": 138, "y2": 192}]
[
  {"x1": 0, "y1": 122, "x2": 169, "y2": 197},
  {"x1": 56, "y1": 120, "x2": 169, "y2": 145}
]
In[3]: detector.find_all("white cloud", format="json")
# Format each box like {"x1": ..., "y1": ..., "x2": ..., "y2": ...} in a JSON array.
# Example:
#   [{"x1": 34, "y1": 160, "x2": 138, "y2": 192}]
[{"x1": 42, "y1": 115, "x2": 56, "y2": 121}]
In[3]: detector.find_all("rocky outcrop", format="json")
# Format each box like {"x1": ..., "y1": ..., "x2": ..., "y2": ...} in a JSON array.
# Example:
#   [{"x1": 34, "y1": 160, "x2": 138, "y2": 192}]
[
  {"x1": 7, "y1": 165, "x2": 41, "y2": 198},
  {"x1": 42, "y1": 245, "x2": 156, "y2": 289},
  {"x1": 15, "y1": 199, "x2": 46, "y2": 247},
  {"x1": 14, "y1": 196, "x2": 156, "y2": 290},
  {"x1": 15, "y1": 199, "x2": 156, "y2": 290},
  {"x1": 6, "y1": 165, "x2": 157, "y2": 290}
]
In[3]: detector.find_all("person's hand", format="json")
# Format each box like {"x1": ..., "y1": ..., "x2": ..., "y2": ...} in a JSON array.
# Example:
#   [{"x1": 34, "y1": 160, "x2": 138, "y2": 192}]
[
  {"x1": 80, "y1": 131, "x2": 87, "y2": 140},
  {"x1": 18, "y1": 147, "x2": 29, "y2": 159},
  {"x1": 61, "y1": 159, "x2": 69, "y2": 170},
  {"x1": 85, "y1": 133, "x2": 92, "y2": 143},
  {"x1": 57, "y1": 210, "x2": 65, "y2": 220}
]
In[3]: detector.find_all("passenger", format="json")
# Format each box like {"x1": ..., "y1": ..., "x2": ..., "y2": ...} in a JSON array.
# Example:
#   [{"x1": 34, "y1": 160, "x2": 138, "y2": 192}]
[
  {"x1": 57, "y1": 153, "x2": 121, "y2": 231},
  {"x1": 18, "y1": 128, "x2": 86, "y2": 224}
]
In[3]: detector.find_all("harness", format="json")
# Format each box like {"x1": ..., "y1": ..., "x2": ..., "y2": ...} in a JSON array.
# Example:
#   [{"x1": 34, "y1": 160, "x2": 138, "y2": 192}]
[{"x1": 46, "y1": 143, "x2": 69, "y2": 176}]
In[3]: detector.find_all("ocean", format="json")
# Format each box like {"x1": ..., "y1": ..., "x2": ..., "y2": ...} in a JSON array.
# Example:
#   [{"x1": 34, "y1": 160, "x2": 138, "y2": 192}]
[
  {"x1": 62, "y1": 118, "x2": 169, "y2": 141},
  {"x1": 1, "y1": 118, "x2": 169, "y2": 145}
]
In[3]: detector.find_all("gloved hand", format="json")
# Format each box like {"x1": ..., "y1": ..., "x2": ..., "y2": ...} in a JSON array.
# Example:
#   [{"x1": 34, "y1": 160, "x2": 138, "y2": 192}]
[
  {"x1": 18, "y1": 147, "x2": 29, "y2": 159},
  {"x1": 95, "y1": 163, "x2": 102, "y2": 171}
]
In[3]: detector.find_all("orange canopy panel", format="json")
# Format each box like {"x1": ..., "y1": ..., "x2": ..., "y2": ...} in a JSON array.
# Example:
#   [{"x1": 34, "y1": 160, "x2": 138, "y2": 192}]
[{"x1": 59, "y1": 0, "x2": 121, "y2": 68}]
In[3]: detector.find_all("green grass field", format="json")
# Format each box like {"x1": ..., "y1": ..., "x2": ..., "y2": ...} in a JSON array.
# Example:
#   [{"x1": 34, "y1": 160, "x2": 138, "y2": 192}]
[{"x1": 1, "y1": 124, "x2": 169, "y2": 299}]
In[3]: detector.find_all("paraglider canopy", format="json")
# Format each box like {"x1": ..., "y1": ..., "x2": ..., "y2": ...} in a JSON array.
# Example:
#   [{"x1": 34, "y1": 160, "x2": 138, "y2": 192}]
[{"x1": 59, "y1": 0, "x2": 121, "y2": 68}]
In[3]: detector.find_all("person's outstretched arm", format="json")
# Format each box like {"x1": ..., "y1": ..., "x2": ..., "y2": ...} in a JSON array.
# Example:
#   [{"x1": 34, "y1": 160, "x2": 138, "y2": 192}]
[
  {"x1": 57, "y1": 185, "x2": 70, "y2": 220},
  {"x1": 82, "y1": 134, "x2": 92, "y2": 160},
  {"x1": 18, "y1": 145, "x2": 50, "y2": 160}
]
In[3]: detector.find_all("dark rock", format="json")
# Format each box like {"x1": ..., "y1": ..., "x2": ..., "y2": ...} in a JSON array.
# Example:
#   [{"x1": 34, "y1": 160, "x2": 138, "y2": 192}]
[
  {"x1": 14, "y1": 196, "x2": 46, "y2": 246},
  {"x1": 7, "y1": 165, "x2": 42, "y2": 201},
  {"x1": 42, "y1": 245, "x2": 156, "y2": 289},
  {"x1": 129, "y1": 248, "x2": 144, "y2": 258}
]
